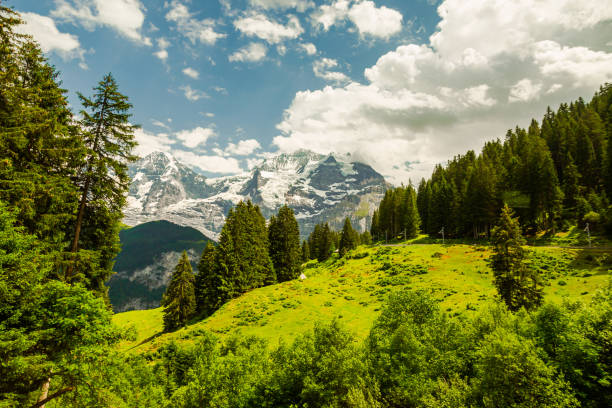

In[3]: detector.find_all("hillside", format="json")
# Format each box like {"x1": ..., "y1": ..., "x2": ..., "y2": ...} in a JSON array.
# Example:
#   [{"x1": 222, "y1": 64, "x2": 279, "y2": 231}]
[
  {"x1": 113, "y1": 240, "x2": 611, "y2": 354},
  {"x1": 108, "y1": 220, "x2": 211, "y2": 312}
]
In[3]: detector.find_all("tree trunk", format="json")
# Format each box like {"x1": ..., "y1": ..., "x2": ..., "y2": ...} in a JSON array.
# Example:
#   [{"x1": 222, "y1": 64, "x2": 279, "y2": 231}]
[{"x1": 36, "y1": 378, "x2": 50, "y2": 408}]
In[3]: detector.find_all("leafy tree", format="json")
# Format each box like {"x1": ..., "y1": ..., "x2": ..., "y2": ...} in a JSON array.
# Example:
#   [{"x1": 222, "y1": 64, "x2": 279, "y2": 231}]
[
  {"x1": 489, "y1": 205, "x2": 543, "y2": 311},
  {"x1": 473, "y1": 328, "x2": 579, "y2": 407},
  {"x1": 339, "y1": 217, "x2": 359, "y2": 257},
  {"x1": 67, "y1": 73, "x2": 138, "y2": 291},
  {"x1": 360, "y1": 230, "x2": 373, "y2": 245},
  {"x1": 268, "y1": 205, "x2": 302, "y2": 282},
  {"x1": 195, "y1": 242, "x2": 217, "y2": 316},
  {"x1": 162, "y1": 251, "x2": 196, "y2": 331}
]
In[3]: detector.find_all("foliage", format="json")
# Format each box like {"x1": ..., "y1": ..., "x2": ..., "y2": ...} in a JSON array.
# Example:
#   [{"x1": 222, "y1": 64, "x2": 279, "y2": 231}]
[
  {"x1": 489, "y1": 205, "x2": 543, "y2": 311},
  {"x1": 267, "y1": 205, "x2": 302, "y2": 282},
  {"x1": 162, "y1": 251, "x2": 197, "y2": 331},
  {"x1": 339, "y1": 217, "x2": 359, "y2": 257}
]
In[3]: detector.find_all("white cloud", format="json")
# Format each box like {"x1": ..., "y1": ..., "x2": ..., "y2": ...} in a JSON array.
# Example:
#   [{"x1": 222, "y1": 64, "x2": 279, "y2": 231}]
[
  {"x1": 311, "y1": 0, "x2": 350, "y2": 31},
  {"x1": 347, "y1": 0, "x2": 403, "y2": 39},
  {"x1": 180, "y1": 85, "x2": 209, "y2": 101},
  {"x1": 234, "y1": 13, "x2": 303, "y2": 44},
  {"x1": 151, "y1": 119, "x2": 170, "y2": 130},
  {"x1": 16, "y1": 12, "x2": 86, "y2": 64},
  {"x1": 313, "y1": 58, "x2": 350, "y2": 83},
  {"x1": 153, "y1": 37, "x2": 170, "y2": 61},
  {"x1": 299, "y1": 42, "x2": 317, "y2": 55},
  {"x1": 248, "y1": 0, "x2": 314, "y2": 12},
  {"x1": 173, "y1": 150, "x2": 243, "y2": 174},
  {"x1": 165, "y1": 0, "x2": 226, "y2": 45},
  {"x1": 229, "y1": 42, "x2": 267, "y2": 62},
  {"x1": 133, "y1": 128, "x2": 174, "y2": 156},
  {"x1": 182, "y1": 67, "x2": 199, "y2": 79},
  {"x1": 225, "y1": 139, "x2": 262, "y2": 156},
  {"x1": 532, "y1": 41, "x2": 612, "y2": 87},
  {"x1": 175, "y1": 126, "x2": 216, "y2": 148},
  {"x1": 52, "y1": 0, "x2": 150, "y2": 45},
  {"x1": 274, "y1": 0, "x2": 612, "y2": 184},
  {"x1": 312, "y1": 0, "x2": 403, "y2": 39},
  {"x1": 509, "y1": 79, "x2": 543, "y2": 102}
]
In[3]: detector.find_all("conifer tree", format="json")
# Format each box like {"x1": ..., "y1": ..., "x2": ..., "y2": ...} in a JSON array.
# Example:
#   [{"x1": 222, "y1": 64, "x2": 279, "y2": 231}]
[
  {"x1": 360, "y1": 230, "x2": 372, "y2": 245},
  {"x1": 195, "y1": 242, "x2": 217, "y2": 315},
  {"x1": 67, "y1": 73, "x2": 138, "y2": 286},
  {"x1": 301, "y1": 240, "x2": 310, "y2": 262},
  {"x1": 338, "y1": 217, "x2": 358, "y2": 257},
  {"x1": 489, "y1": 205, "x2": 543, "y2": 311},
  {"x1": 370, "y1": 209, "x2": 380, "y2": 241},
  {"x1": 268, "y1": 205, "x2": 302, "y2": 282},
  {"x1": 401, "y1": 185, "x2": 421, "y2": 239},
  {"x1": 162, "y1": 251, "x2": 196, "y2": 331}
]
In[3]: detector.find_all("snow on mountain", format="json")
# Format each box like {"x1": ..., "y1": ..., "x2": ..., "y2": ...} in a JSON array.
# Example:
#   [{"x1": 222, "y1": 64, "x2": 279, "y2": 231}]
[{"x1": 124, "y1": 150, "x2": 388, "y2": 239}]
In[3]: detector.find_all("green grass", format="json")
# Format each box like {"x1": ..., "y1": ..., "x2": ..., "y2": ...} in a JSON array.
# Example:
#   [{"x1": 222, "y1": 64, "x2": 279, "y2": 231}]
[{"x1": 113, "y1": 243, "x2": 611, "y2": 354}]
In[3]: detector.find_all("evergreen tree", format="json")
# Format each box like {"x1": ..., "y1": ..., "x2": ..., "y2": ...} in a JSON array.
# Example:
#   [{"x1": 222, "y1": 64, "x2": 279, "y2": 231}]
[
  {"x1": 318, "y1": 223, "x2": 334, "y2": 262},
  {"x1": 360, "y1": 230, "x2": 373, "y2": 245},
  {"x1": 489, "y1": 205, "x2": 543, "y2": 311},
  {"x1": 268, "y1": 205, "x2": 302, "y2": 282},
  {"x1": 162, "y1": 251, "x2": 196, "y2": 331},
  {"x1": 338, "y1": 217, "x2": 358, "y2": 257},
  {"x1": 401, "y1": 185, "x2": 421, "y2": 239},
  {"x1": 67, "y1": 73, "x2": 138, "y2": 292},
  {"x1": 370, "y1": 209, "x2": 380, "y2": 241},
  {"x1": 195, "y1": 242, "x2": 217, "y2": 315},
  {"x1": 301, "y1": 240, "x2": 310, "y2": 262}
]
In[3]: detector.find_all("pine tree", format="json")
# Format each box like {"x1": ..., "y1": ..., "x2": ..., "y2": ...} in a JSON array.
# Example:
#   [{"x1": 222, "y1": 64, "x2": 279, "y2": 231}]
[
  {"x1": 162, "y1": 251, "x2": 196, "y2": 331},
  {"x1": 401, "y1": 185, "x2": 421, "y2": 239},
  {"x1": 195, "y1": 242, "x2": 217, "y2": 315},
  {"x1": 301, "y1": 240, "x2": 310, "y2": 262},
  {"x1": 338, "y1": 217, "x2": 358, "y2": 257},
  {"x1": 318, "y1": 223, "x2": 333, "y2": 262},
  {"x1": 489, "y1": 205, "x2": 543, "y2": 311},
  {"x1": 67, "y1": 73, "x2": 138, "y2": 288},
  {"x1": 370, "y1": 209, "x2": 380, "y2": 241},
  {"x1": 268, "y1": 205, "x2": 302, "y2": 282}
]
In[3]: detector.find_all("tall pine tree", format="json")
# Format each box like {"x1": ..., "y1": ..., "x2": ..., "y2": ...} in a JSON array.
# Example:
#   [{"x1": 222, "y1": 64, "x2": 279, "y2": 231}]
[
  {"x1": 489, "y1": 205, "x2": 543, "y2": 311},
  {"x1": 338, "y1": 217, "x2": 358, "y2": 257},
  {"x1": 195, "y1": 242, "x2": 217, "y2": 316},
  {"x1": 268, "y1": 205, "x2": 302, "y2": 282},
  {"x1": 162, "y1": 251, "x2": 196, "y2": 331}
]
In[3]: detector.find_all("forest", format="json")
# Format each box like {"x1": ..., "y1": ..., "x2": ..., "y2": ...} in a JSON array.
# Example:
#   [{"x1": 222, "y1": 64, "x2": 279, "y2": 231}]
[{"x1": 1, "y1": 4, "x2": 611, "y2": 408}]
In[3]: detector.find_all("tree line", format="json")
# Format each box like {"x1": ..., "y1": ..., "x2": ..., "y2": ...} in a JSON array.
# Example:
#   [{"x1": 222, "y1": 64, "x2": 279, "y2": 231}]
[
  {"x1": 161, "y1": 203, "x2": 303, "y2": 331},
  {"x1": 304, "y1": 218, "x2": 372, "y2": 262},
  {"x1": 371, "y1": 85, "x2": 612, "y2": 241}
]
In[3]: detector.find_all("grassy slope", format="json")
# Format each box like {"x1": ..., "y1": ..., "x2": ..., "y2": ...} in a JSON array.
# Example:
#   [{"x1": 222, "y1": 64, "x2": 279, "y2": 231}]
[{"x1": 114, "y1": 241, "x2": 611, "y2": 354}]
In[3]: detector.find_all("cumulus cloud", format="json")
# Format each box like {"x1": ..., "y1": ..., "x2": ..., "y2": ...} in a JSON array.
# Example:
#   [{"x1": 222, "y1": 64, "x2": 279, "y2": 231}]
[
  {"x1": 173, "y1": 151, "x2": 243, "y2": 174},
  {"x1": 234, "y1": 13, "x2": 303, "y2": 44},
  {"x1": 175, "y1": 126, "x2": 216, "y2": 148},
  {"x1": 248, "y1": 0, "x2": 314, "y2": 12},
  {"x1": 153, "y1": 37, "x2": 170, "y2": 61},
  {"x1": 299, "y1": 42, "x2": 317, "y2": 55},
  {"x1": 229, "y1": 42, "x2": 267, "y2": 62},
  {"x1": 182, "y1": 67, "x2": 199, "y2": 79},
  {"x1": 165, "y1": 0, "x2": 225, "y2": 45},
  {"x1": 312, "y1": 58, "x2": 350, "y2": 83},
  {"x1": 312, "y1": 0, "x2": 403, "y2": 39},
  {"x1": 133, "y1": 128, "x2": 174, "y2": 156},
  {"x1": 52, "y1": 0, "x2": 150, "y2": 45},
  {"x1": 16, "y1": 12, "x2": 86, "y2": 65},
  {"x1": 274, "y1": 0, "x2": 612, "y2": 184},
  {"x1": 225, "y1": 139, "x2": 262, "y2": 156},
  {"x1": 508, "y1": 79, "x2": 542, "y2": 103},
  {"x1": 180, "y1": 85, "x2": 209, "y2": 101}
]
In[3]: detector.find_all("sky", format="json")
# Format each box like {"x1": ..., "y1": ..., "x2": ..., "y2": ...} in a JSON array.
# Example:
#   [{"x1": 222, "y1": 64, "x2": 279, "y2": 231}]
[{"x1": 11, "y1": 0, "x2": 612, "y2": 184}]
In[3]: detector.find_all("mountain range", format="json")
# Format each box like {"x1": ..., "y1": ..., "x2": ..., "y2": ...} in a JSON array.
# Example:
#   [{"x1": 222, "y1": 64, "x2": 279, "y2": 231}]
[{"x1": 124, "y1": 150, "x2": 388, "y2": 240}]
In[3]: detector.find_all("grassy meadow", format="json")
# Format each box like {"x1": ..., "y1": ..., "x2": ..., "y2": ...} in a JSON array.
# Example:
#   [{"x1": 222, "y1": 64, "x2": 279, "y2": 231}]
[{"x1": 113, "y1": 239, "x2": 612, "y2": 355}]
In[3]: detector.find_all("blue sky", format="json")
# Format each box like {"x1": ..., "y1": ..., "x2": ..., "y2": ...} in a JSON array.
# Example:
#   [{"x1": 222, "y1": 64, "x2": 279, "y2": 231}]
[{"x1": 11, "y1": 0, "x2": 612, "y2": 183}]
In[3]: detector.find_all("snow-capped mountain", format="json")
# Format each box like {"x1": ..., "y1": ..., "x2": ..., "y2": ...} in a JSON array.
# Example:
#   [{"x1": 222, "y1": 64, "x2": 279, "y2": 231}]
[{"x1": 124, "y1": 150, "x2": 388, "y2": 239}]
